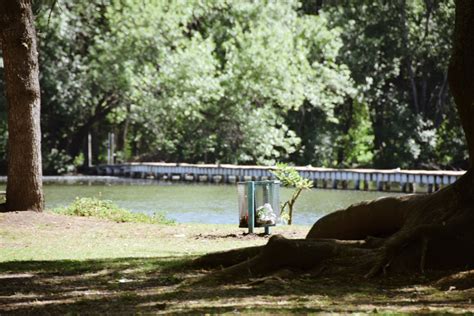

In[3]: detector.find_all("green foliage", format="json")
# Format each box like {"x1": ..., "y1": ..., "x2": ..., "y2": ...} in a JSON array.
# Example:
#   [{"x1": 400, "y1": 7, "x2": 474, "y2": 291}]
[
  {"x1": 73, "y1": 153, "x2": 85, "y2": 168},
  {"x1": 272, "y1": 163, "x2": 313, "y2": 189},
  {"x1": 323, "y1": 0, "x2": 463, "y2": 169},
  {"x1": 341, "y1": 99, "x2": 374, "y2": 167},
  {"x1": 52, "y1": 197, "x2": 175, "y2": 225},
  {"x1": 30, "y1": 0, "x2": 355, "y2": 167},
  {"x1": 271, "y1": 163, "x2": 313, "y2": 225},
  {"x1": 435, "y1": 112, "x2": 469, "y2": 167},
  {"x1": 0, "y1": 0, "x2": 466, "y2": 172},
  {"x1": 43, "y1": 149, "x2": 74, "y2": 175}
]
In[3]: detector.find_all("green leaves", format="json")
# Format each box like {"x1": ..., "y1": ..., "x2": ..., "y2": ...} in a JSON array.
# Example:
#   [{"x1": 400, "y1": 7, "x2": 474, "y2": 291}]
[
  {"x1": 6, "y1": 0, "x2": 462, "y2": 172},
  {"x1": 271, "y1": 163, "x2": 313, "y2": 189},
  {"x1": 322, "y1": 0, "x2": 463, "y2": 169},
  {"x1": 109, "y1": 0, "x2": 354, "y2": 165},
  {"x1": 271, "y1": 163, "x2": 313, "y2": 225}
]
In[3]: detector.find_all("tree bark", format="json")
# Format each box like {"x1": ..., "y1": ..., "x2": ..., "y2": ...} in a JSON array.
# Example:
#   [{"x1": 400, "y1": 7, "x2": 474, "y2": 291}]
[
  {"x1": 0, "y1": 0, "x2": 44, "y2": 212},
  {"x1": 449, "y1": 0, "x2": 474, "y2": 166},
  {"x1": 66, "y1": 91, "x2": 121, "y2": 161}
]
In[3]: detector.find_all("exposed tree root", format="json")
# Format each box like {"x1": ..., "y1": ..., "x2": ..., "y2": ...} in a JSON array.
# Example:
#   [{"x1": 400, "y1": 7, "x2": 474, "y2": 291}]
[
  {"x1": 191, "y1": 170, "x2": 474, "y2": 287},
  {"x1": 190, "y1": 245, "x2": 262, "y2": 269},
  {"x1": 435, "y1": 270, "x2": 474, "y2": 290},
  {"x1": 306, "y1": 194, "x2": 423, "y2": 240}
]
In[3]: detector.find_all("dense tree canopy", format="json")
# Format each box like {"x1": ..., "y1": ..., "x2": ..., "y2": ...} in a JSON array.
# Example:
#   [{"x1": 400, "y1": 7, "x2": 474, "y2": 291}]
[{"x1": 0, "y1": 0, "x2": 466, "y2": 174}]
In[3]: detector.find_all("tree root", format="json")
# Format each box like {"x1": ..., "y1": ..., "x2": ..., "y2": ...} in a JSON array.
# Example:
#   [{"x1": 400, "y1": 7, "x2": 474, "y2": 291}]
[
  {"x1": 306, "y1": 194, "x2": 424, "y2": 240},
  {"x1": 191, "y1": 235, "x2": 374, "y2": 284},
  {"x1": 435, "y1": 270, "x2": 474, "y2": 290},
  {"x1": 189, "y1": 245, "x2": 262, "y2": 269},
  {"x1": 366, "y1": 209, "x2": 474, "y2": 278},
  {"x1": 191, "y1": 171, "x2": 474, "y2": 286}
]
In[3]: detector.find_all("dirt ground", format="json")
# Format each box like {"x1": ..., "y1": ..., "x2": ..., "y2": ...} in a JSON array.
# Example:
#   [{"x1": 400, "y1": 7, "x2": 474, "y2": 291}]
[
  {"x1": 1, "y1": 211, "x2": 474, "y2": 314},
  {"x1": 1, "y1": 210, "x2": 307, "y2": 241}
]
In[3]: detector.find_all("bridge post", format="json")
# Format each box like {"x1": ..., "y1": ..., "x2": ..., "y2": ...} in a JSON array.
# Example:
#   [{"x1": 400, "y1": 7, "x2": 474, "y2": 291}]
[
  {"x1": 362, "y1": 180, "x2": 368, "y2": 190},
  {"x1": 427, "y1": 184, "x2": 433, "y2": 193},
  {"x1": 377, "y1": 181, "x2": 384, "y2": 191},
  {"x1": 341, "y1": 180, "x2": 348, "y2": 189},
  {"x1": 402, "y1": 183, "x2": 408, "y2": 193}
]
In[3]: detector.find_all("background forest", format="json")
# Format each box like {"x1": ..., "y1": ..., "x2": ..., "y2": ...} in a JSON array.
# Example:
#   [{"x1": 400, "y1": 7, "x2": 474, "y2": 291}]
[{"x1": 0, "y1": 0, "x2": 467, "y2": 174}]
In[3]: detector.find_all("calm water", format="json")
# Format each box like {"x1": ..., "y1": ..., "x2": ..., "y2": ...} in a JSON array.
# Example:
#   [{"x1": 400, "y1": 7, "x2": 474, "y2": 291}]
[{"x1": 0, "y1": 177, "x2": 401, "y2": 226}]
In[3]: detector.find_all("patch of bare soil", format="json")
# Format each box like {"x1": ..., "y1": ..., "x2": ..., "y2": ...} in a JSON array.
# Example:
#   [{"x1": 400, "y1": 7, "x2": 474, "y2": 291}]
[{"x1": 0, "y1": 211, "x2": 307, "y2": 241}]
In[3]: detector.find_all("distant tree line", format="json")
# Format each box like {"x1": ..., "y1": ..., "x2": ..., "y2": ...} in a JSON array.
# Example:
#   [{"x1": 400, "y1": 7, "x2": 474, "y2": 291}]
[{"x1": 0, "y1": 0, "x2": 466, "y2": 174}]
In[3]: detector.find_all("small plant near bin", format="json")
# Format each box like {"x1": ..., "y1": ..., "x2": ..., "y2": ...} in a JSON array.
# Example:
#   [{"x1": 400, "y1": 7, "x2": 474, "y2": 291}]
[{"x1": 271, "y1": 163, "x2": 313, "y2": 225}]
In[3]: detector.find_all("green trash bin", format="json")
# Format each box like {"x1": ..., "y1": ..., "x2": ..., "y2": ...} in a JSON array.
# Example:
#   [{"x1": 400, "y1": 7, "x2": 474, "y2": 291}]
[{"x1": 237, "y1": 180, "x2": 280, "y2": 234}]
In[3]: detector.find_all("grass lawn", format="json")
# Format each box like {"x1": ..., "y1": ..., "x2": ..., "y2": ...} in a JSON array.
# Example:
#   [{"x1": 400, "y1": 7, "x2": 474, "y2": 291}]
[{"x1": 1, "y1": 211, "x2": 473, "y2": 314}]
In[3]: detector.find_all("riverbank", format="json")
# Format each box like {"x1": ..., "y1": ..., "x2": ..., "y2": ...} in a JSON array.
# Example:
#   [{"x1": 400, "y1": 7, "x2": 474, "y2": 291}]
[
  {"x1": 1, "y1": 180, "x2": 403, "y2": 225},
  {"x1": 1, "y1": 211, "x2": 473, "y2": 314}
]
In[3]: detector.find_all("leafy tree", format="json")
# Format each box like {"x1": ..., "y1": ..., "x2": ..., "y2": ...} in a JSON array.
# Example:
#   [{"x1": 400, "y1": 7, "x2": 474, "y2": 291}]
[
  {"x1": 323, "y1": 0, "x2": 466, "y2": 169},
  {"x1": 36, "y1": 1, "x2": 134, "y2": 173},
  {"x1": 0, "y1": 0, "x2": 466, "y2": 172},
  {"x1": 117, "y1": 0, "x2": 354, "y2": 165}
]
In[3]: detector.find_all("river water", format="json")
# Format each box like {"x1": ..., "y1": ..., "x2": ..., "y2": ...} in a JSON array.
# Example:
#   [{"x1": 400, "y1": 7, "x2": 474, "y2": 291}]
[{"x1": 0, "y1": 176, "x2": 401, "y2": 226}]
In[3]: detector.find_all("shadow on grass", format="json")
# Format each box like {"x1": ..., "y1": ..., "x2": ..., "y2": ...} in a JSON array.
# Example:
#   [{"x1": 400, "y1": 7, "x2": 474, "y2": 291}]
[{"x1": 0, "y1": 257, "x2": 472, "y2": 314}]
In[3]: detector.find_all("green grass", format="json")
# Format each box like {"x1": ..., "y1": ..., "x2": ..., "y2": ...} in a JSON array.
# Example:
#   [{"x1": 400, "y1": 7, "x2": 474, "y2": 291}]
[
  {"x1": 0, "y1": 210, "x2": 291, "y2": 261},
  {"x1": 1, "y1": 211, "x2": 473, "y2": 314},
  {"x1": 51, "y1": 197, "x2": 175, "y2": 224}
]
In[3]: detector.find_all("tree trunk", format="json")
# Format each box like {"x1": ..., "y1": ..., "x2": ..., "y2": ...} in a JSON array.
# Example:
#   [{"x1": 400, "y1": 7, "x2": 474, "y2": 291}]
[
  {"x1": 0, "y1": 0, "x2": 44, "y2": 212},
  {"x1": 448, "y1": 0, "x2": 474, "y2": 166}
]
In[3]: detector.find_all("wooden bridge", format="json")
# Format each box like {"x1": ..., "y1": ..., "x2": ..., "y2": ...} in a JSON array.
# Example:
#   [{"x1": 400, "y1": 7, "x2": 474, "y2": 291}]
[{"x1": 96, "y1": 163, "x2": 465, "y2": 193}]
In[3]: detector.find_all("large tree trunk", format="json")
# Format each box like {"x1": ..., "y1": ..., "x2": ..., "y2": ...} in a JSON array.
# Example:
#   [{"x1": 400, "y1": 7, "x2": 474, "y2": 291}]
[
  {"x1": 449, "y1": 0, "x2": 474, "y2": 166},
  {"x1": 0, "y1": 0, "x2": 44, "y2": 212},
  {"x1": 190, "y1": 0, "x2": 474, "y2": 286}
]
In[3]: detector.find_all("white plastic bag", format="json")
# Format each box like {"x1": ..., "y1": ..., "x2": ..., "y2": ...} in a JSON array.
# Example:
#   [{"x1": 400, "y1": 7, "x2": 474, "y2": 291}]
[{"x1": 256, "y1": 203, "x2": 276, "y2": 225}]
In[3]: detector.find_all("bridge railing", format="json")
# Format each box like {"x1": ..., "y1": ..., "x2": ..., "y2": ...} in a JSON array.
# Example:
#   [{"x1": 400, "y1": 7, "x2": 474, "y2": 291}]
[{"x1": 96, "y1": 162, "x2": 465, "y2": 193}]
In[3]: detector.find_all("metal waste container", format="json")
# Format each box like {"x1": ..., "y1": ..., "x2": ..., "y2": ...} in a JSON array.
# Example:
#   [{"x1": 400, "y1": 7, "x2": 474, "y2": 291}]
[{"x1": 237, "y1": 180, "x2": 280, "y2": 234}]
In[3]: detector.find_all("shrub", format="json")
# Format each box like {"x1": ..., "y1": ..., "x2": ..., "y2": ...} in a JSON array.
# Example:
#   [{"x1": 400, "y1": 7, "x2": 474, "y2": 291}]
[{"x1": 52, "y1": 197, "x2": 175, "y2": 225}]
